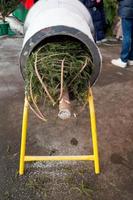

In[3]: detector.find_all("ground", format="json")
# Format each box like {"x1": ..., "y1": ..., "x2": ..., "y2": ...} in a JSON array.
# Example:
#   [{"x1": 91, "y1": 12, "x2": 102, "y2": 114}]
[{"x1": 0, "y1": 37, "x2": 133, "y2": 200}]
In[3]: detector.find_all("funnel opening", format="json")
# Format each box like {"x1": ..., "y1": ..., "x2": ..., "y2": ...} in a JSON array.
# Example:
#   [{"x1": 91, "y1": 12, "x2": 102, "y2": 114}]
[{"x1": 20, "y1": 25, "x2": 101, "y2": 86}]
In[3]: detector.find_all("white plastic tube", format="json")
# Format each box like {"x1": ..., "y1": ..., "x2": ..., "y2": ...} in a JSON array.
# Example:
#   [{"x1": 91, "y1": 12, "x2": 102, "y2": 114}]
[{"x1": 20, "y1": 0, "x2": 102, "y2": 86}]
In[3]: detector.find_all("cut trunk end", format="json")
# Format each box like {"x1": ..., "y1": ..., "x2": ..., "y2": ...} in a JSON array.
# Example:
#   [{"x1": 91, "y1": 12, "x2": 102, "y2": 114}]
[{"x1": 58, "y1": 91, "x2": 71, "y2": 120}]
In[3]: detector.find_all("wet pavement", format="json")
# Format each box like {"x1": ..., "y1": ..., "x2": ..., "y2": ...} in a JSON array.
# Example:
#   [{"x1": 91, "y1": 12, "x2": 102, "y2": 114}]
[{"x1": 0, "y1": 37, "x2": 133, "y2": 200}]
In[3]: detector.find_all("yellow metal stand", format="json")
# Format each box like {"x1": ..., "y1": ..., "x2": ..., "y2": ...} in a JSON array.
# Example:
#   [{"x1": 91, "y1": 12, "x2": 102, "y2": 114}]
[{"x1": 19, "y1": 88, "x2": 100, "y2": 175}]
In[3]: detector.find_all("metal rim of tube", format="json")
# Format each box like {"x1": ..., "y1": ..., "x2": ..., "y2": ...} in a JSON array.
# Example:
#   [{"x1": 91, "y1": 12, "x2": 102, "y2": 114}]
[{"x1": 20, "y1": 25, "x2": 101, "y2": 86}]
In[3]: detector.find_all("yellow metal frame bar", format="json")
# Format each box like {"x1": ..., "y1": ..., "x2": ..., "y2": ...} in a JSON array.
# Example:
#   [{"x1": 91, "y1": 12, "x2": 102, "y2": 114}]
[{"x1": 19, "y1": 88, "x2": 100, "y2": 175}]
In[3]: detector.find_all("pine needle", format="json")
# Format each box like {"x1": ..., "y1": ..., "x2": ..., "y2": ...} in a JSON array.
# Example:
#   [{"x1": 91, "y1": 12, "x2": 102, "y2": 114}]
[{"x1": 24, "y1": 39, "x2": 94, "y2": 120}]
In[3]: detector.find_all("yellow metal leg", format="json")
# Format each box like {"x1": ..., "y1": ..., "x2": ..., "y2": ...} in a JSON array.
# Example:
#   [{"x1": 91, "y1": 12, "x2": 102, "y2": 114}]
[
  {"x1": 19, "y1": 97, "x2": 29, "y2": 175},
  {"x1": 88, "y1": 88, "x2": 100, "y2": 174},
  {"x1": 19, "y1": 89, "x2": 100, "y2": 175}
]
